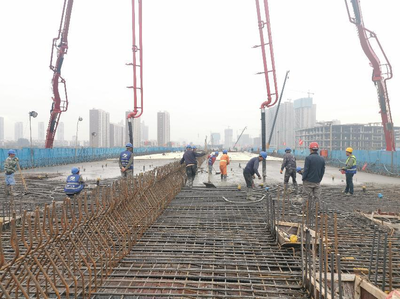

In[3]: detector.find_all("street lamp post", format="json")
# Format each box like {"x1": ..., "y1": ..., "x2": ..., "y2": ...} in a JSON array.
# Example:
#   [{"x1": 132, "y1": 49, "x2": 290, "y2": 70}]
[
  {"x1": 29, "y1": 111, "x2": 38, "y2": 167},
  {"x1": 75, "y1": 117, "x2": 83, "y2": 161}
]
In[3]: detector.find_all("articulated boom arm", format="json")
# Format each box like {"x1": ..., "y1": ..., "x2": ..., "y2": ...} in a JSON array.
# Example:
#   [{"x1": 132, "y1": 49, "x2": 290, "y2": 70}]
[
  {"x1": 345, "y1": 0, "x2": 395, "y2": 151},
  {"x1": 127, "y1": 0, "x2": 144, "y2": 144},
  {"x1": 254, "y1": 0, "x2": 278, "y2": 109},
  {"x1": 45, "y1": 0, "x2": 74, "y2": 148}
]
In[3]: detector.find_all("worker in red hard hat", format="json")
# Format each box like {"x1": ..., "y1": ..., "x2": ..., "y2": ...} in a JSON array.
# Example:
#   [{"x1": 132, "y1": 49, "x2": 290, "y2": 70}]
[{"x1": 302, "y1": 142, "x2": 325, "y2": 207}]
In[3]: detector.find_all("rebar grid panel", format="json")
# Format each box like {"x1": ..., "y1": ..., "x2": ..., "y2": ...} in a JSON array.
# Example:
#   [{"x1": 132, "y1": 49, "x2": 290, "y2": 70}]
[
  {"x1": 271, "y1": 184, "x2": 400, "y2": 292},
  {"x1": 92, "y1": 187, "x2": 309, "y2": 298},
  {"x1": 0, "y1": 160, "x2": 190, "y2": 298}
]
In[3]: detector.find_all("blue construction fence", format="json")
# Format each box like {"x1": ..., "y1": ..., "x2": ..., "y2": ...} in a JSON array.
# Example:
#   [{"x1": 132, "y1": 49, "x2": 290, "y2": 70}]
[
  {"x1": 0, "y1": 147, "x2": 184, "y2": 170},
  {"x1": 268, "y1": 149, "x2": 400, "y2": 176}
]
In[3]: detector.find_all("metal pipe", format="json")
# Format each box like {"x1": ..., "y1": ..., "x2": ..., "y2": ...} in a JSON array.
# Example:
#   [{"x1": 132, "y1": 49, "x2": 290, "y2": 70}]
[
  {"x1": 389, "y1": 242, "x2": 392, "y2": 292},
  {"x1": 382, "y1": 233, "x2": 388, "y2": 291},
  {"x1": 331, "y1": 252, "x2": 335, "y2": 299},
  {"x1": 374, "y1": 230, "x2": 381, "y2": 285},
  {"x1": 368, "y1": 225, "x2": 377, "y2": 281},
  {"x1": 337, "y1": 254, "x2": 343, "y2": 299},
  {"x1": 319, "y1": 230, "x2": 323, "y2": 299}
]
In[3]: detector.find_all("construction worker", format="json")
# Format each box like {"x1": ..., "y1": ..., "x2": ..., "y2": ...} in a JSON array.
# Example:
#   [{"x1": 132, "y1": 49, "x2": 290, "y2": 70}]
[
  {"x1": 302, "y1": 142, "x2": 325, "y2": 205},
  {"x1": 341, "y1": 147, "x2": 357, "y2": 195},
  {"x1": 4, "y1": 149, "x2": 18, "y2": 197},
  {"x1": 243, "y1": 152, "x2": 267, "y2": 200},
  {"x1": 119, "y1": 143, "x2": 134, "y2": 177},
  {"x1": 280, "y1": 147, "x2": 298, "y2": 194},
  {"x1": 207, "y1": 151, "x2": 219, "y2": 182},
  {"x1": 64, "y1": 167, "x2": 85, "y2": 197},
  {"x1": 219, "y1": 150, "x2": 230, "y2": 181},
  {"x1": 180, "y1": 145, "x2": 206, "y2": 188}
]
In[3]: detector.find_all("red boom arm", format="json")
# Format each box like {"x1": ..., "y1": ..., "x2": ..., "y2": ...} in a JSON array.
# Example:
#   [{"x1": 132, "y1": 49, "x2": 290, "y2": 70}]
[
  {"x1": 45, "y1": 0, "x2": 74, "y2": 148},
  {"x1": 345, "y1": 0, "x2": 395, "y2": 151}
]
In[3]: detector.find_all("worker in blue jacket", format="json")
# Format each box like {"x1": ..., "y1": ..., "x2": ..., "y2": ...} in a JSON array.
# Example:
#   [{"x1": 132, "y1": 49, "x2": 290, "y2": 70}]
[
  {"x1": 119, "y1": 143, "x2": 134, "y2": 177},
  {"x1": 64, "y1": 167, "x2": 85, "y2": 197},
  {"x1": 302, "y1": 142, "x2": 325, "y2": 205},
  {"x1": 243, "y1": 152, "x2": 267, "y2": 200},
  {"x1": 180, "y1": 145, "x2": 206, "y2": 189}
]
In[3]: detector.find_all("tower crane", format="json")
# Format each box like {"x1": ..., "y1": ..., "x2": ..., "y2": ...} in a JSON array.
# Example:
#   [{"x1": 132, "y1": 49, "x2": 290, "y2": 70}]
[
  {"x1": 45, "y1": 0, "x2": 74, "y2": 148},
  {"x1": 127, "y1": 0, "x2": 144, "y2": 145},
  {"x1": 345, "y1": 0, "x2": 395, "y2": 151}
]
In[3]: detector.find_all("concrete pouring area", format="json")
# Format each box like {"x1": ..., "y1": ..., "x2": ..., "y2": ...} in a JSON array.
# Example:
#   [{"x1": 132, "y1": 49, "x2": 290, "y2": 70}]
[{"x1": 1, "y1": 151, "x2": 400, "y2": 298}]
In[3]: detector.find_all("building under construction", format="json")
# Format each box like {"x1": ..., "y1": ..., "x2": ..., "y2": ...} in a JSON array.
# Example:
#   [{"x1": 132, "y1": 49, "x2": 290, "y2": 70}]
[{"x1": 296, "y1": 123, "x2": 400, "y2": 151}]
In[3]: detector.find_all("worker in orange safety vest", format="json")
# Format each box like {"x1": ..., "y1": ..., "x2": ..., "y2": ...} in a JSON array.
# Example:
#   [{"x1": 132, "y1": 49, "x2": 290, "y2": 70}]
[{"x1": 219, "y1": 150, "x2": 230, "y2": 181}]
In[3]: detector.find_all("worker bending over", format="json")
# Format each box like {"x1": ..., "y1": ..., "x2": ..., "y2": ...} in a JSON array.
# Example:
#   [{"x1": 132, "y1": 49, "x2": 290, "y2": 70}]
[
  {"x1": 219, "y1": 150, "x2": 230, "y2": 181},
  {"x1": 180, "y1": 145, "x2": 206, "y2": 189},
  {"x1": 341, "y1": 147, "x2": 356, "y2": 196},
  {"x1": 4, "y1": 149, "x2": 18, "y2": 197},
  {"x1": 207, "y1": 151, "x2": 219, "y2": 182},
  {"x1": 243, "y1": 152, "x2": 267, "y2": 200},
  {"x1": 280, "y1": 147, "x2": 298, "y2": 194},
  {"x1": 64, "y1": 167, "x2": 85, "y2": 198}
]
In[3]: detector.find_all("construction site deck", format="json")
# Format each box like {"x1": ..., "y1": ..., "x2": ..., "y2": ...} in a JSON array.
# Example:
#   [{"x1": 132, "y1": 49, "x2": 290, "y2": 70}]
[{"x1": 1, "y1": 153, "x2": 400, "y2": 298}]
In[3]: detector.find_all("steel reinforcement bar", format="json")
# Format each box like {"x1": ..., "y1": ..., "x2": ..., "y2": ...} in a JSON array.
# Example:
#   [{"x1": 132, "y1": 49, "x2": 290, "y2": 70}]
[{"x1": 0, "y1": 159, "x2": 197, "y2": 298}]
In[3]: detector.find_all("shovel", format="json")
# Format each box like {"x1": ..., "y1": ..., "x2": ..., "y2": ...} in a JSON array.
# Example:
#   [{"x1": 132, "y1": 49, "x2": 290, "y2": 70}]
[
  {"x1": 16, "y1": 160, "x2": 28, "y2": 194},
  {"x1": 203, "y1": 182, "x2": 217, "y2": 188},
  {"x1": 213, "y1": 166, "x2": 221, "y2": 175}
]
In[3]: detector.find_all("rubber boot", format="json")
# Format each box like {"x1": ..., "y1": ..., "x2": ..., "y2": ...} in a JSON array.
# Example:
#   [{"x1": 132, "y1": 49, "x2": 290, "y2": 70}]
[
  {"x1": 224, "y1": 175, "x2": 227, "y2": 181},
  {"x1": 5, "y1": 185, "x2": 10, "y2": 197},
  {"x1": 221, "y1": 174, "x2": 224, "y2": 181},
  {"x1": 246, "y1": 188, "x2": 256, "y2": 201}
]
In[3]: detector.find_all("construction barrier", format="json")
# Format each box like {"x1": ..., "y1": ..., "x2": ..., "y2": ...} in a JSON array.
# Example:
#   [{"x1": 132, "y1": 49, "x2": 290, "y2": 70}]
[
  {"x1": 269, "y1": 149, "x2": 400, "y2": 175},
  {"x1": 0, "y1": 155, "x2": 207, "y2": 298},
  {"x1": 0, "y1": 147, "x2": 183, "y2": 170}
]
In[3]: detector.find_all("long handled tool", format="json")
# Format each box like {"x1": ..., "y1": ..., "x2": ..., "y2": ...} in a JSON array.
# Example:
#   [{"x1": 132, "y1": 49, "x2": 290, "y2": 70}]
[
  {"x1": 16, "y1": 160, "x2": 28, "y2": 194},
  {"x1": 213, "y1": 166, "x2": 221, "y2": 175}
]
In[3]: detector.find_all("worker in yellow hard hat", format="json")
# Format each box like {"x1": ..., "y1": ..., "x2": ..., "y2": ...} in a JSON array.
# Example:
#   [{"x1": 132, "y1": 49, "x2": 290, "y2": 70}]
[{"x1": 341, "y1": 147, "x2": 357, "y2": 196}]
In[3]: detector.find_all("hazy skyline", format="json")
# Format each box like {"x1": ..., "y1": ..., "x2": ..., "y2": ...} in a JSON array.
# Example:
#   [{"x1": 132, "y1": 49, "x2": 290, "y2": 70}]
[{"x1": 1, "y1": 0, "x2": 399, "y2": 145}]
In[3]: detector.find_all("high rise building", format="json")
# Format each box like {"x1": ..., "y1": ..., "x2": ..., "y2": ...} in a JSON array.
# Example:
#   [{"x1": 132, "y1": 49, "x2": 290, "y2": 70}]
[
  {"x1": 110, "y1": 123, "x2": 124, "y2": 147},
  {"x1": 89, "y1": 109, "x2": 110, "y2": 147},
  {"x1": 57, "y1": 122, "x2": 65, "y2": 141},
  {"x1": 157, "y1": 111, "x2": 170, "y2": 146},
  {"x1": 14, "y1": 122, "x2": 23, "y2": 141},
  {"x1": 0, "y1": 117, "x2": 4, "y2": 141},
  {"x1": 224, "y1": 128, "x2": 233, "y2": 148},
  {"x1": 211, "y1": 133, "x2": 221, "y2": 146},
  {"x1": 141, "y1": 121, "x2": 149, "y2": 141},
  {"x1": 266, "y1": 101, "x2": 295, "y2": 149},
  {"x1": 38, "y1": 122, "x2": 45, "y2": 140},
  {"x1": 125, "y1": 112, "x2": 141, "y2": 147},
  {"x1": 294, "y1": 97, "x2": 316, "y2": 130}
]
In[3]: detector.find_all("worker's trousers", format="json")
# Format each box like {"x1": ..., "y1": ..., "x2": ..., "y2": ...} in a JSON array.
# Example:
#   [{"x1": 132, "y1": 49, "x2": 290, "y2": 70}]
[
  {"x1": 219, "y1": 163, "x2": 228, "y2": 175},
  {"x1": 186, "y1": 164, "x2": 197, "y2": 188},
  {"x1": 284, "y1": 168, "x2": 298, "y2": 193},
  {"x1": 243, "y1": 170, "x2": 254, "y2": 188},
  {"x1": 345, "y1": 173, "x2": 354, "y2": 194},
  {"x1": 302, "y1": 180, "x2": 321, "y2": 207}
]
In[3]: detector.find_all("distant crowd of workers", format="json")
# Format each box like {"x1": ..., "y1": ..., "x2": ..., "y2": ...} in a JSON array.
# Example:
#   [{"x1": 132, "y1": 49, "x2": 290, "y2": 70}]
[{"x1": 4, "y1": 142, "x2": 357, "y2": 202}]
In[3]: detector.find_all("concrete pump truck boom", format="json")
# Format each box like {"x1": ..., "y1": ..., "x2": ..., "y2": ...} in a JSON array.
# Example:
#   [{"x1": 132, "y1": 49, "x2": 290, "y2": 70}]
[
  {"x1": 345, "y1": 0, "x2": 395, "y2": 151},
  {"x1": 45, "y1": 0, "x2": 74, "y2": 149}
]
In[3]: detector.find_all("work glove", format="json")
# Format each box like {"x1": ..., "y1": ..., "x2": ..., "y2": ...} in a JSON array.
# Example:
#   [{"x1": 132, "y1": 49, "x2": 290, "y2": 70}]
[
  {"x1": 257, "y1": 175, "x2": 261, "y2": 180},
  {"x1": 280, "y1": 170, "x2": 283, "y2": 174}
]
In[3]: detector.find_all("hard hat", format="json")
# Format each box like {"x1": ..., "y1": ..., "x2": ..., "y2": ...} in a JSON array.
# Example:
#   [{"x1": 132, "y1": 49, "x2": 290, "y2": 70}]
[
  {"x1": 296, "y1": 166, "x2": 302, "y2": 173},
  {"x1": 193, "y1": 146, "x2": 197, "y2": 149},
  {"x1": 309, "y1": 142, "x2": 319, "y2": 150},
  {"x1": 126, "y1": 143, "x2": 133, "y2": 148},
  {"x1": 290, "y1": 235, "x2": 298, "y2": 243},
  {"x1": 8, "y1": 149, "x2": 16, "y2": 155},
  {"x1": 346, "y1": 147, "x2": 353, "y2": 153},
  {"x1": 223, "y1": 150, "x2": 228, "y2": 154},
  {"x1": 285, "y1": 147, "x2": 291, "y2": 152},
  {"x1": 71, "y1": 167, "x2": 79, "y2": 174},
  {"x1": 214, "y1": 151, "x2": 219, "y2": 155},
  {"x1": 186, "y1": 144, "x2": 192, "y2": 149},
  {"x1": 259, "y1": 151, "x2": 267, "y2": 160}
]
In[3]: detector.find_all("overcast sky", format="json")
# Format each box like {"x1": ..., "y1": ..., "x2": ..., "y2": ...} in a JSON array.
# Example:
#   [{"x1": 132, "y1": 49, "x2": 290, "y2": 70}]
[{"x1": 1, "y1": 0, "x2": 399, "y2": 144}]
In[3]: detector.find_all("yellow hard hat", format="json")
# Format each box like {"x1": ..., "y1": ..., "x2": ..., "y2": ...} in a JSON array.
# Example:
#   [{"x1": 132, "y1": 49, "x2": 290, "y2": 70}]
[
  {"x1": 346, "y1": 147, "x2": 353, "y2": 153},
  {"x1": 290, "y1": 235, "x2": 298, "y2": 243}
]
